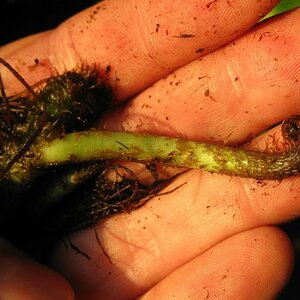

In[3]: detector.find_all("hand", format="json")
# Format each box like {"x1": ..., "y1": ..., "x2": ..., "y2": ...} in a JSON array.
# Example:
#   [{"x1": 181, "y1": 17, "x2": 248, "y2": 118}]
[{"x1": 1, "y1": 1, "x2": 299, "y2": 299}]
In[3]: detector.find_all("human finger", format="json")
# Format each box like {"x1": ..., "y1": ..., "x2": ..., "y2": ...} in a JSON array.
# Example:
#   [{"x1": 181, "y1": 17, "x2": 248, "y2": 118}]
[
  {"x1": 0, "y1": 32, "x2": 48, "y2": 57},
  {"x1": 139, "y1": 226, "x2": 293, "y2": 300},
  {"x1": 101, "y1": 8, "x2": 300, "y2": 145},
  {"x1": 0, "y1": 0, "x2": 279, "y2": 99},
  {"x1": 0, "y1": 237, "x2": 74, "y2": 300},
  {"x1": 50, "y1": 164, "x2": 300, "y2": 299}
]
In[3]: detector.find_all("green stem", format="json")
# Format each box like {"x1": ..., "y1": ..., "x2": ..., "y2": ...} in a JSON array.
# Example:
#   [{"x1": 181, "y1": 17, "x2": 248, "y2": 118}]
[{"x1": 35, "y1": 130, "x2": 300, "y2": 180}]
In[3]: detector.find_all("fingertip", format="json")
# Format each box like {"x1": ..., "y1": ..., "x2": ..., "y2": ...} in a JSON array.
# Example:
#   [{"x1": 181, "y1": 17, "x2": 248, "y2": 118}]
[
  {"x1": 0, "y1": 32, "x2": 49, "y2": 57},
  {"x1": 140, "y1": 226, "x2": 294, "y2": 300},
  {"x1": 0, "y1": 238, "x2": 75, "y2": 300},
  {"x1": 253, "y1": 226, "x2": 295, "y2": 297}
]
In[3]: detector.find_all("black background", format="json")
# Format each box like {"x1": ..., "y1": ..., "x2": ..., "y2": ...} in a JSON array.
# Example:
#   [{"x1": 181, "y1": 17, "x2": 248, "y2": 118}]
[
  {"x1": 0, "y1": 1, "x2": 299, "y2": 298},
  {"x1": 0, "y1": 0, "x2": 97, "y2": 46}
]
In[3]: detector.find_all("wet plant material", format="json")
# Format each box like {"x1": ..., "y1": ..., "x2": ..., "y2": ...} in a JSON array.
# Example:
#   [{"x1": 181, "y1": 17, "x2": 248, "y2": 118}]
[
  {"x1": 0, "y1": 58, "x2": 176, "y2": 257},
  {"x1": 0, "y1": 59, "x2": 112, "y2": 245},
  {"x1": 0, "y1": 58, "x2": 300, "y2": 258},
  {"x1": 0, "y1": 58, "x2": 112, "y2": 182}
]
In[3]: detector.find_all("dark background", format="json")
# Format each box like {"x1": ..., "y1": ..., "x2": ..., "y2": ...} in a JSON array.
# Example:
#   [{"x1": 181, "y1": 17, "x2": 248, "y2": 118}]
[
  {"x1": 0, "y1": 0, "x2": 299, "y2": 298},
  {"x1": 0, "y1": 0, "x2": 98, "y2": 46}
]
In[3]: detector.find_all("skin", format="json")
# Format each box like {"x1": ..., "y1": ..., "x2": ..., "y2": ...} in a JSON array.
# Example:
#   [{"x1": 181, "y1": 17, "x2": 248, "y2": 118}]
[{"x1": 0, "y1": 0, "x2": 300, "y2": 299}]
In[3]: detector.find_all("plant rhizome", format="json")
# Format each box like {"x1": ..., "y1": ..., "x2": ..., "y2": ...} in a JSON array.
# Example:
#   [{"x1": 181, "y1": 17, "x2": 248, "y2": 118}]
[
  {"x1": 0, "y1": 58, "x2": 173, "y2": 258},
  {"x1": 0, "y1": 58, "x2": 300, "y2": 259}
]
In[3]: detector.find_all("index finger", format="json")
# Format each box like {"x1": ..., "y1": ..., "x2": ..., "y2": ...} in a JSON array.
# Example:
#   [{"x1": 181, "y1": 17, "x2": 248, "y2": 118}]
[{"x1": 0, "y1": 0, "x2": 279, "y2": 99}]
